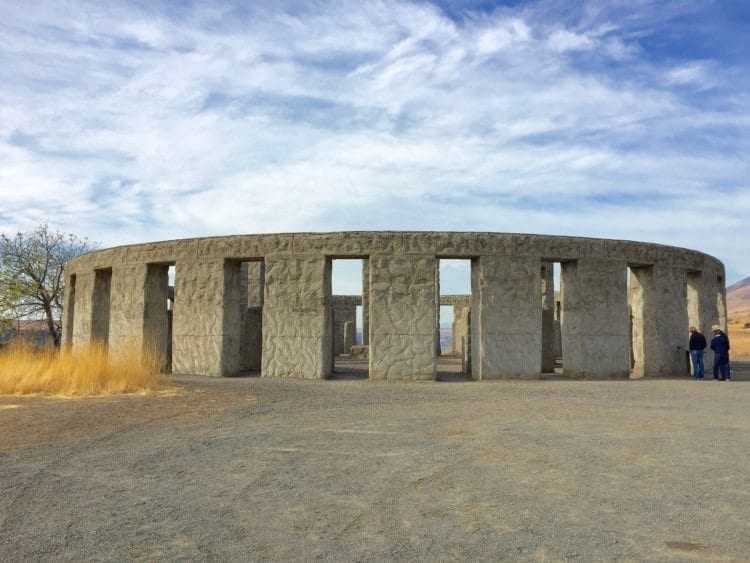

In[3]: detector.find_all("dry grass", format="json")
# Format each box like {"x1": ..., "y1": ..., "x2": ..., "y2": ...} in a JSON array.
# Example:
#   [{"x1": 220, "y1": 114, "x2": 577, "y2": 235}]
[
  {"x1": 0, "y1": 342, "x2": 170, "y2": 396},
  {"x1": 728, "y1": 315, "x2": 750, "y2": 359}
]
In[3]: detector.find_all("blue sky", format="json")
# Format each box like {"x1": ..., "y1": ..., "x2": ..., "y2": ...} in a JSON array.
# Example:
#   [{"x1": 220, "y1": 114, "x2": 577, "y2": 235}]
[{"x1": 1, "y1": 0, "x2": 748, "y2": 283}]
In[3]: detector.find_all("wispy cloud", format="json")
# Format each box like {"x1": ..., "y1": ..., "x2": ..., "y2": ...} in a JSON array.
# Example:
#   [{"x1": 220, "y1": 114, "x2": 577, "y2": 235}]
[
  {"x1": 0, "y1": 0, "x2": 748, "y2": 280},
  {"x1": 546, "y1": 29, "x2": 595, "y2": 52}
]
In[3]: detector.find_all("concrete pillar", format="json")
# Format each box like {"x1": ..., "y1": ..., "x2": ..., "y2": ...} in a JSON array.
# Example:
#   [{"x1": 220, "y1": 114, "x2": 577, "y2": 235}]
[
  {"x1": 560, "y1": 258, "x2": 630, "y2": 378},
  {"x1": 700, "y1": 270, "x2": 726, "y2": 377},
  {"x1": 456, "y1": 307, "x2": 471, "y2": 373},
  {"x1": 109, "y1": 264, "x2": 165, "y2": 354},
  {"x1": 244, "y1": 307, "x2": 262, "y2": 370},
  {"x1": 70, "y1": 271, "x2": 94, "y2": 348},
  {"x1": 343, "y1": 321, "x2": 355, "y2": 352},
  {"x1": 473, "y1": 255, "x2": 541, "y2": 379},
  {"x1": 239, "y1": 261, "x2": 264, "y2": 372},
  {"x1": 221, "y1": 260, "x2": 243, "y2": 376},
  {"x1": 332, "y1": 297, "x2": 357, "y2": 355},
  {"x1": 261, "y1": 255, "x2": 332, "y2": 379},
  {"x1": 695, "y1": 268, "x2": 726, "y2": 374},
  {"x1": 553, "y1": 297, "x2": 562, "y2": 358},
  {"x1": 686, "y1": 271, "x2": 702, "y2": 330},
  {"x1": 222, "y1": 260, "x2": 244, "y2": 376},
  {"x1": 172, "y1": 259, "x2": 226, "y2": 377},
  {"x1": 362, "y1": 259, "x2": 370, "y2": 345},
  {"x1": 629, "y1": 266, "x2": 650, "y2": 377},
  {"x1": 110, "y1": 263, "x2": 170, "y2": 359},
  {"x1": 629, "y1": 263, "x2": 688, "y2": 377},
  {"x1": 62, "y1": 273, "x2": 77, "y2": 348},
  {"x1": 435, "y1": 263, "x2": 441, "y2": 357},
  {"x1": 369, "y1": 254, "x2": 437, "y2": 381},
  {"x1": 716, "y1": 273, "x2": 727, "y2": 329},
  {"x1": 686, "y1": 270, "x2": 708, "y2": 376},
  {"x1": 658, "y1": 263, "x2": 690, "y2": 376},
  {"x1": 143, "y1": 264, "x2": 170, "y2": 367},
  {"x1": 91, "y1": 268, "x2": 112, "y2": 346},
  {"x1": 452, "y1": 305, "x2": 470, "y2": 358},
  {"x1": 541, "y1": 262, "x2": 556, "y2": 372},
  {"x1": 450, "y1": 307, "x2": 459, "y2": 355},
  {"x1": 243, "y1": 261, "x2": 265, "y2": 307}
]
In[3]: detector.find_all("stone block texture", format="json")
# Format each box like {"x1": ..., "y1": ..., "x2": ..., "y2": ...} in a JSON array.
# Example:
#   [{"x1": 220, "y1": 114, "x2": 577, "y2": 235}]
[
  {"x1": 142, "y1": 264, "x2": 170, "y2": 364},
  {"x1": 560, "y1": 258, "x2": 630, "y2": 378},
  {"x1": 261, "y1": 255, "x2": 332, "y2": 379},
  {"x1": 64, "y1": 232, "x2": 727, "y2": 381},
  {"x1": 172, "y1": 259, "x2": 227, "y2": 377},
  {"x1": 369, "y1": 254, "x2": 437, "y2": 380},
  {"x1": 474, "y1": 255, "x2": 542, "y2": 379}
]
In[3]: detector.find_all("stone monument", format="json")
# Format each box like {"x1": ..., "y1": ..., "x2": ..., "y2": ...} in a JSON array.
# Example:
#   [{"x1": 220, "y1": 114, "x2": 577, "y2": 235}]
[{"x1": 63, "y1": 232, "x2": 727, "y2": 380}]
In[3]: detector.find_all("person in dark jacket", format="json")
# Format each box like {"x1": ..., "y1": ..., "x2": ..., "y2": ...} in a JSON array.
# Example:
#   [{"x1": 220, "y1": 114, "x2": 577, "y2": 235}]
[
  {"x1": 709, "y1": 324, "x2": 731, "y2": 381},
  {"x1": 688, "y1": 326, "x2": 707, "y2": 379}
]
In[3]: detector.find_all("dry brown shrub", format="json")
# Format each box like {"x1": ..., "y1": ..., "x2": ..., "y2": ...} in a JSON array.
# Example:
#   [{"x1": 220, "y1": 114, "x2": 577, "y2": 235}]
[
  {"x1": 0, "y1": 342, "x2": 170, "y2": 396},
  {"x1": 728, "y1": 315, "x2": 750, "y2": 359}
]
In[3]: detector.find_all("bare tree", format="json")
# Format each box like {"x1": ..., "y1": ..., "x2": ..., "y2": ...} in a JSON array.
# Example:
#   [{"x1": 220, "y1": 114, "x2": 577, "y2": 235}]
[{"x1": 0, "y1": 223, "x2": 98, "y2": 347}]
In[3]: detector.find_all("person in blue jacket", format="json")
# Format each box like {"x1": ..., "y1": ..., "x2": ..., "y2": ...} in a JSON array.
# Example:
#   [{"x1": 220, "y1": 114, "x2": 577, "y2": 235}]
[
  {"x1": 709, "y1": 324, "x2": 731, "y2": 381},
  {"x1": 688, "y1": 326, "x2": 707, "y2": 379}
]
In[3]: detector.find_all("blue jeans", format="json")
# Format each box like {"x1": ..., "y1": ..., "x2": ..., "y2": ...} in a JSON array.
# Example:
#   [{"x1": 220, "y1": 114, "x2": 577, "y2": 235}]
[
  {"x1": 690, "y1": 350, "x2": 704, "y2": 379},
  {"x1": 713, "y1": 353, "x2": 730, "y2": 380}
]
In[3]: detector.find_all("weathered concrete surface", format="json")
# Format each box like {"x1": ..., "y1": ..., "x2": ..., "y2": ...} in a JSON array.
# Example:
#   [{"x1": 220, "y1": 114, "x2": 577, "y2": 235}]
[
  {"x1": 90, "y1": 268, "x2": 112, "y2": 346},
  {"x1": 629, "y1": 264, "x2": 690, "y2": 377},
  {"x1": 343, "y1": 321, "x2": 355, "y2": 352},
  {"x1": 64, "y1": 232, "x2": 727, "y2": 380},
  {"x1": 474, "y1": 255, "x2": 541, "y2": 379},
  {"x1": 172, "y1": 259, "x2": 226, "y2": 377},
  {"x1": 2, "y1": 364, "x2": 749, "y2": 560},
  {"x1": 143, "y1": 264, "x2": 170, "y2": 366},
  {"x1": 261, "y1": 255, "x2": 331, "y2": 379},
  {"x1": 242, "y1": 307, "x2": 262, "y2": 371},
  {"x1": 369, "y1": 254, "x2": 437, "y2": 380},
  {"x1": 240, "y1": 262, "x2": 264, "y2": 371},
  {"x1": 560, "y1": 258, "x2": 630, "y2": 378},
  {"x1": 362, "y1": 259, "x2": 370, "y2": 346},
  {"x1": 69, "y1": 271, "x2": 93, "y2": 347}
]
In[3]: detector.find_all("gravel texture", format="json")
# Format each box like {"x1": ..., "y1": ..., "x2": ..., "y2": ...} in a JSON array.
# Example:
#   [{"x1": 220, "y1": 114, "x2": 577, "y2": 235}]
[{"x1": 1, "y1": 359, "x2": 748, "y2": 560}]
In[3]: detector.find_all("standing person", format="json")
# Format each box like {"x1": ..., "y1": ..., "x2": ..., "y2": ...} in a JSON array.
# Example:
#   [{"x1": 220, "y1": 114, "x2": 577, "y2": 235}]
[
  {"x1": 710, "y1": 324, "x2": 731, "y2": 381},
  {"x1": 688, "y1": 326, "x2": 707, "y2": 380}
]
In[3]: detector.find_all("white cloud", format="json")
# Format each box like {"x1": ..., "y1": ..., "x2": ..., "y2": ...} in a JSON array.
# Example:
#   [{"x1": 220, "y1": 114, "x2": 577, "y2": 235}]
[
  {"x1": 664, "y1": 61, "x2": 715, "y2": 89},
  {"x1": 0, "y1": 0, "x2": 748, "y2": 282},
  {"x1": 546, "y1": 29, "x2": 595, "y2": 52},
  {"x1": 601, "y1": 36, "x2": 639, "y2": 61},
  {"x1": 475, "y1": 18, "x2": 531, "y2": 55}
]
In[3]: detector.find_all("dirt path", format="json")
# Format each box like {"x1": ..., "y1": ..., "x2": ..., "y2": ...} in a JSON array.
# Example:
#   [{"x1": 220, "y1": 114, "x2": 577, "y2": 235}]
[{"x1": 1, "y1": 363, "x2": 749, "y2": 560}]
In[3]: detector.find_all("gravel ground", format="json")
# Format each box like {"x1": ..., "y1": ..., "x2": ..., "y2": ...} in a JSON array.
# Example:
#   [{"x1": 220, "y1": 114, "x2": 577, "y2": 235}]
[{"x1": 1, "y1": 359, "x2": 748, "y2": 560}]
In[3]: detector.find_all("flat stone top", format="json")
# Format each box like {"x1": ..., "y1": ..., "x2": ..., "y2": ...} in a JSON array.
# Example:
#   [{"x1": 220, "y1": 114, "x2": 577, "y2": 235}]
[{"x1": 67, "y1": 231, "x2": 724, "y2": 274}]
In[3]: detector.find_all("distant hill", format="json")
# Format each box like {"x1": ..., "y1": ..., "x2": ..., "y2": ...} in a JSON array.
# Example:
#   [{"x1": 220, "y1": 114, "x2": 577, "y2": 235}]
[{"x1": 727, "y1": 276, "x2": 750, "y2": 318}]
